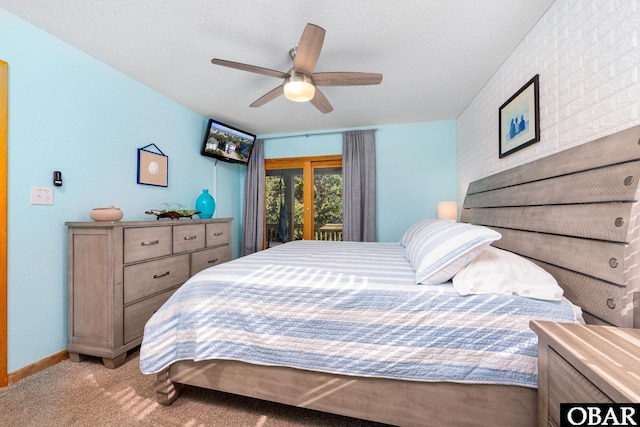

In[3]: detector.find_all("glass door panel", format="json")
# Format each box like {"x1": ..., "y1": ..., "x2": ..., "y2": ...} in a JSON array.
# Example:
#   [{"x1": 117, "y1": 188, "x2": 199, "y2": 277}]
[
  {"x1": 313, "y1": 166, "x2": 343, "y2": 241},
  {"x1": 265, "y1": 168, "x2": 303, "y2": 248}
]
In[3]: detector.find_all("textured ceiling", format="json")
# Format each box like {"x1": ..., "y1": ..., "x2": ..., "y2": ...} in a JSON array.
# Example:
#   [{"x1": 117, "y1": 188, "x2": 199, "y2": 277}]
[{"x1": 0, "y1": 0, "x2": 555, "y2": 135}]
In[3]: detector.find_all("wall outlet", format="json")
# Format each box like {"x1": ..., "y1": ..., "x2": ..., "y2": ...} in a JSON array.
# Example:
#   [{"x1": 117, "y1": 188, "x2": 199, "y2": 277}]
[{"x1": 30, "y1": 187, "x2": 54, "y2": 205}]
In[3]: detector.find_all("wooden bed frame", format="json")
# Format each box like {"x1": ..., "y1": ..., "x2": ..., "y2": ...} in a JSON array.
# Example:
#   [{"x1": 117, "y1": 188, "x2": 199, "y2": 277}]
[{"x1": 154, "y1": 125, "x2": 640, "y2": 426}]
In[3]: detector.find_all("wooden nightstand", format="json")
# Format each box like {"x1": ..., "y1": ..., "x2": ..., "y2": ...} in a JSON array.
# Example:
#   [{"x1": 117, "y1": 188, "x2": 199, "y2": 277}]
[{"x1": 530, "y1": 320, "x2": 640, "y2": 427}]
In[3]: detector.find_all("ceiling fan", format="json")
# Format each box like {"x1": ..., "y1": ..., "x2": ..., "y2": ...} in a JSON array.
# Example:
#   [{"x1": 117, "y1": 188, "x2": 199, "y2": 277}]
[{"x1": 211, "y1": 23, "x2": 383, "y2": 114}]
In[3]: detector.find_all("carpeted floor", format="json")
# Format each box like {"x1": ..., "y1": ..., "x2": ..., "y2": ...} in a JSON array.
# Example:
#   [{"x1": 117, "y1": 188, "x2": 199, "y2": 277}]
[{"x1": 0, "y1": 350, "x2": 388, "y2": 427}]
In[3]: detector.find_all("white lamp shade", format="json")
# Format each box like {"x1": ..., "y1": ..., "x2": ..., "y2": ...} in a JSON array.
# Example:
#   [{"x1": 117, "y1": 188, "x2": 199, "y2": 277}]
[
  {"x1": 283, "y1": 70, "x2": 316, "y2": 102},
  {"x1": 284, "y1": 81, "x2": 315, "y2": 102},
  {"x1": 437, "y1": 201, "x2": 458, "y2": 221}
]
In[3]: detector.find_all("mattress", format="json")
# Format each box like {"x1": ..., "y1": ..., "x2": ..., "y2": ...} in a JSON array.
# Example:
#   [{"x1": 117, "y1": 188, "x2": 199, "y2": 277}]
[{"x1": 139, "y1": 240, "x2": 579, "y2": 388}]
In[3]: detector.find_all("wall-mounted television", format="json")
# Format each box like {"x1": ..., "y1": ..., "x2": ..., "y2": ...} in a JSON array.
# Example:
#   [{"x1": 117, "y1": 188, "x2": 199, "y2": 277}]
[{"x1": 200, "y1": 119, "x2": 256, "y2": 165}]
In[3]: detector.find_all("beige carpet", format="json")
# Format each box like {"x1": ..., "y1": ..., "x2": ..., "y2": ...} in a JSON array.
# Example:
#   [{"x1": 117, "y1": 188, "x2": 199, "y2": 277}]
[{"x1": 0, "y1": 350, "x2": 387, "y2": 427}]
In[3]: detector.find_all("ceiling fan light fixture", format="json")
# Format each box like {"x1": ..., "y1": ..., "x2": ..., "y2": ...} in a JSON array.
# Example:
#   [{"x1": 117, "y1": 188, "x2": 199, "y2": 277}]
[
  {"x1": 283, "y1": 70, "x2": 315, "y2": 102},
  {"x1": 211, "y1": 24, "x2": 382, "y2": 113}
]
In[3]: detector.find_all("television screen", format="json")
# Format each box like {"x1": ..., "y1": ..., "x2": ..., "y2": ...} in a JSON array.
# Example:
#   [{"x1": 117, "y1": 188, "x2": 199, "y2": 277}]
[{"x1": 200, "y1": 119, "x2": 256, "y2": 165}]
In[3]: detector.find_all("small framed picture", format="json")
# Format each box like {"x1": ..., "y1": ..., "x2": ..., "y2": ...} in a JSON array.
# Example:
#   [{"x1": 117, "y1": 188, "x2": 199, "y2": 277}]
[
  {"x1": 499, "y1": 74, "x2": 540, "y2": 158},
  {"x1": 137, "y1": 144, "x2": 168, "y2": 187}
]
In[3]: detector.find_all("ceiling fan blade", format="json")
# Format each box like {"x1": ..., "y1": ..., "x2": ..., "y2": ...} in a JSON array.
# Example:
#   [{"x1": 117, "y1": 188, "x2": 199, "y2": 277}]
[
  {"x1": 211, "y1": 58, "x2": 289, "y2": 79},
  {"x1": 309, "y1": 88, "x2": 333, "y2": 114},
  {"x1": 250, "y1": 85, "x2": 284, "y2": 108},
  {"x1": 312, "y1": 72, "x2": 383, "y2": 86},
  {"x1": 293, "y1": 23, "x2": 326, "y2": 75}
]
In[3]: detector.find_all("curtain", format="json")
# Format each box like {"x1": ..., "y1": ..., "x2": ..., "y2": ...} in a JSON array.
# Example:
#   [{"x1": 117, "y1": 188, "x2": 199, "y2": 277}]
[
  {"x1": 241, "y1": 139, "x2": 265, "y2": 256},
  {"x1": 342, "y1": 129, "x2": 377, "y2": 242}
]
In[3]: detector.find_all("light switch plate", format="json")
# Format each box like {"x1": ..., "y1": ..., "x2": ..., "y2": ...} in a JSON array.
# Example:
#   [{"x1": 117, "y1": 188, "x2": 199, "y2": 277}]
[{"x1": 30, "y1": 187, "x2": 54, "y2": 205}]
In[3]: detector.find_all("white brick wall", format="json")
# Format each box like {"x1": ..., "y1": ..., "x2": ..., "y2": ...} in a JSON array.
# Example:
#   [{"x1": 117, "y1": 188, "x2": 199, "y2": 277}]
[{"x1": 457, "y1": 0, "x2": 640, "y2": 203}]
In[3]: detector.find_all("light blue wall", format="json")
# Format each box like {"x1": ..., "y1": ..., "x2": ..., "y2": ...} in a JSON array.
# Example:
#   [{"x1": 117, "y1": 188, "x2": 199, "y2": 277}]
[
  {"x1": 264, "y1": 132, "x2": 343, "y2": 158},
  {"x1": 0, "y1": 9, "x2": 244, "y2": 372},
  {"x1": 376, "y1": 122, "x2": 457, "y2": 241},
  {"x1": 260, "y1": 121, "x2": 457, "y2": 242}
]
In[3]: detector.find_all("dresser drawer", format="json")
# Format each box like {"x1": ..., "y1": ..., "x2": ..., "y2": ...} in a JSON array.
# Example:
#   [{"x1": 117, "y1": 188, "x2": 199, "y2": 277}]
[
  {"x1": 173, "y1": 224, "x2": 206, "y2": 253},
  {"x1": 206, "y1": 222, "x2": 231, "y2": 247},
  {"x1": 123, "y1": 254, "x2": 190, "y2": 304},
  {"x1": 123, "y1": 288, "x2": 175, "y2": 344},
  {"x1": 191, "y1": 246, "x2": 232, "y2": 275},
  {"x1": 124, "y1": 226, "x2": 172, "y2": 263},
  {"x1": 548, "y1": 348, "x2": 612, "y2": 426}
]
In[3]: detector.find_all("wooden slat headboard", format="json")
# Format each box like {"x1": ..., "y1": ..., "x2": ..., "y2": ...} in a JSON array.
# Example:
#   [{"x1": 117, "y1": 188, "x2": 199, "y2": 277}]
[{"x1": 461, "y1": 125, "x2": 640, "y2": 328}]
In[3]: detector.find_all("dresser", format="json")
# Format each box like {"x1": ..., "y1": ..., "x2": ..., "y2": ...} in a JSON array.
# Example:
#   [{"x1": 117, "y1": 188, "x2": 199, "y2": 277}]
[
  {"x1": 66, "y1": 218, "x2": 232, "y2": 368},
  {"x1": 531, "y1": 320, "x2": 640, "y2": 427}
]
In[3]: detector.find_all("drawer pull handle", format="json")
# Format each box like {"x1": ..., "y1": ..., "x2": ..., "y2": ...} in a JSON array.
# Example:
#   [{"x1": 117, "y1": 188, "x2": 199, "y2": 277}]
[
  {"x1": 184, "y1": 235, "x2": 198, "y2": 241},
  {"x1": 141, "y1": 240, "x2": 159, "y2": 246},
  {"x1": 214, "y1": 232, "x2": 224, "y2": 237},
  {"x1": 153, "y1": 271, "x2": 170, "y2": 279},
  {"x1": 208, "y1": 258, "x2": 219, "y2": 264}
]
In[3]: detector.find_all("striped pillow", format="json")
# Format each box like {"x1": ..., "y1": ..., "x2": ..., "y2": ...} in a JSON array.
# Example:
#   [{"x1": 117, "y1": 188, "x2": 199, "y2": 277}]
[
  {"x1": 399, "y1": 218, "x2": 439, "y2": 247},
  {"x1": 405, "y1": 220, "x2": 501, "y2": 285}
]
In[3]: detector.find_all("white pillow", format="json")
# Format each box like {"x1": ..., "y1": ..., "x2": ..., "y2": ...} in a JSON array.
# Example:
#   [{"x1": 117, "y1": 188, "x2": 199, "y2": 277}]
[
  {"x1": 405, "y1": 220, "x2": 501, "y2": 285},
  {"x1": 452, "y1": 246, "x2": 564, "y2": 301}
]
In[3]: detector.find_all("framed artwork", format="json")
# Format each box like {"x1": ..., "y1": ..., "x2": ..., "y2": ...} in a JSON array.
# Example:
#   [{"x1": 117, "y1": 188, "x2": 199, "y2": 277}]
[
  {"x1": 137, "y1": 143, "x2": 168, "y2": 187},
  {"x1": 499, "y1": 74, "x2": 540, "y2": 158}
]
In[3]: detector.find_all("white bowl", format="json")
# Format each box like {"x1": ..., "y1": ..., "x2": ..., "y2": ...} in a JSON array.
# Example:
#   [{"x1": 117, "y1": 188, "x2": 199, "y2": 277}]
[{"x1": 90, "y1": 206, "x2": 123, "y2": 222}]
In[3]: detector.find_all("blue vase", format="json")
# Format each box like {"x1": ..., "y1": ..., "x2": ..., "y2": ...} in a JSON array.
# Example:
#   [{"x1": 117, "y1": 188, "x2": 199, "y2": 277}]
[{"x1": 196, "y1": 189, "x2": 215, "y2": 219}]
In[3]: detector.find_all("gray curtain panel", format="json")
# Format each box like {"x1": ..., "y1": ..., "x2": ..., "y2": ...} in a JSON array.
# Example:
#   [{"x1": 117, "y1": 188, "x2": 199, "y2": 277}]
[
  {"x1": 342, "y1": 129, "x2": 377, "y2": 242},
  {"x1": 241, "y1": 139, "x2": 265, "y2": 256}
]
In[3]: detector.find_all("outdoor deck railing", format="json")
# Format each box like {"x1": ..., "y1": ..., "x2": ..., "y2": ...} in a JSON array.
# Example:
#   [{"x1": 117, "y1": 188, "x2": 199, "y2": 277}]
[{"x1": 266, "y1": 223, "x2": 343, "y2": 243}]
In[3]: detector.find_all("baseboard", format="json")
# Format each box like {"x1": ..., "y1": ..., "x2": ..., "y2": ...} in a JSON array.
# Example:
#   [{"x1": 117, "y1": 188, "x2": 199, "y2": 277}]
[{"x1": 7, "y1": 350, "x2": 69, "y2": 386}]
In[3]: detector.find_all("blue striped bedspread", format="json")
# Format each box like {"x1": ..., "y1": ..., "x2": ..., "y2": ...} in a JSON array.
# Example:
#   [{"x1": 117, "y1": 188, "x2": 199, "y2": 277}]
[{"x1": 139, "y1": 240, "x2": 580, "y2": 388}]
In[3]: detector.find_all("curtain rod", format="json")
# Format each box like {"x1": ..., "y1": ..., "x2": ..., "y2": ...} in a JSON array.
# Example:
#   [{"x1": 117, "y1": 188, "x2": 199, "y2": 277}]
[{"x1": 259, "y1": 129, "x2": 377, "y2": 141}]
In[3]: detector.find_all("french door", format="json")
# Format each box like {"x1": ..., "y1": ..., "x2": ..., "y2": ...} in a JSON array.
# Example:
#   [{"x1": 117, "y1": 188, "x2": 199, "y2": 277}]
[{"x1": 264, "y1": 155, "x2": 342, "y2": 247}]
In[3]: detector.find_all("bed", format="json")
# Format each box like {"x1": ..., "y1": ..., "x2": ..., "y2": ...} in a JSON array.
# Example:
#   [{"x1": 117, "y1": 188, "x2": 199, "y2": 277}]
[{"x1": 140, "y1": 124, "x2": 640, "y2": 426}]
